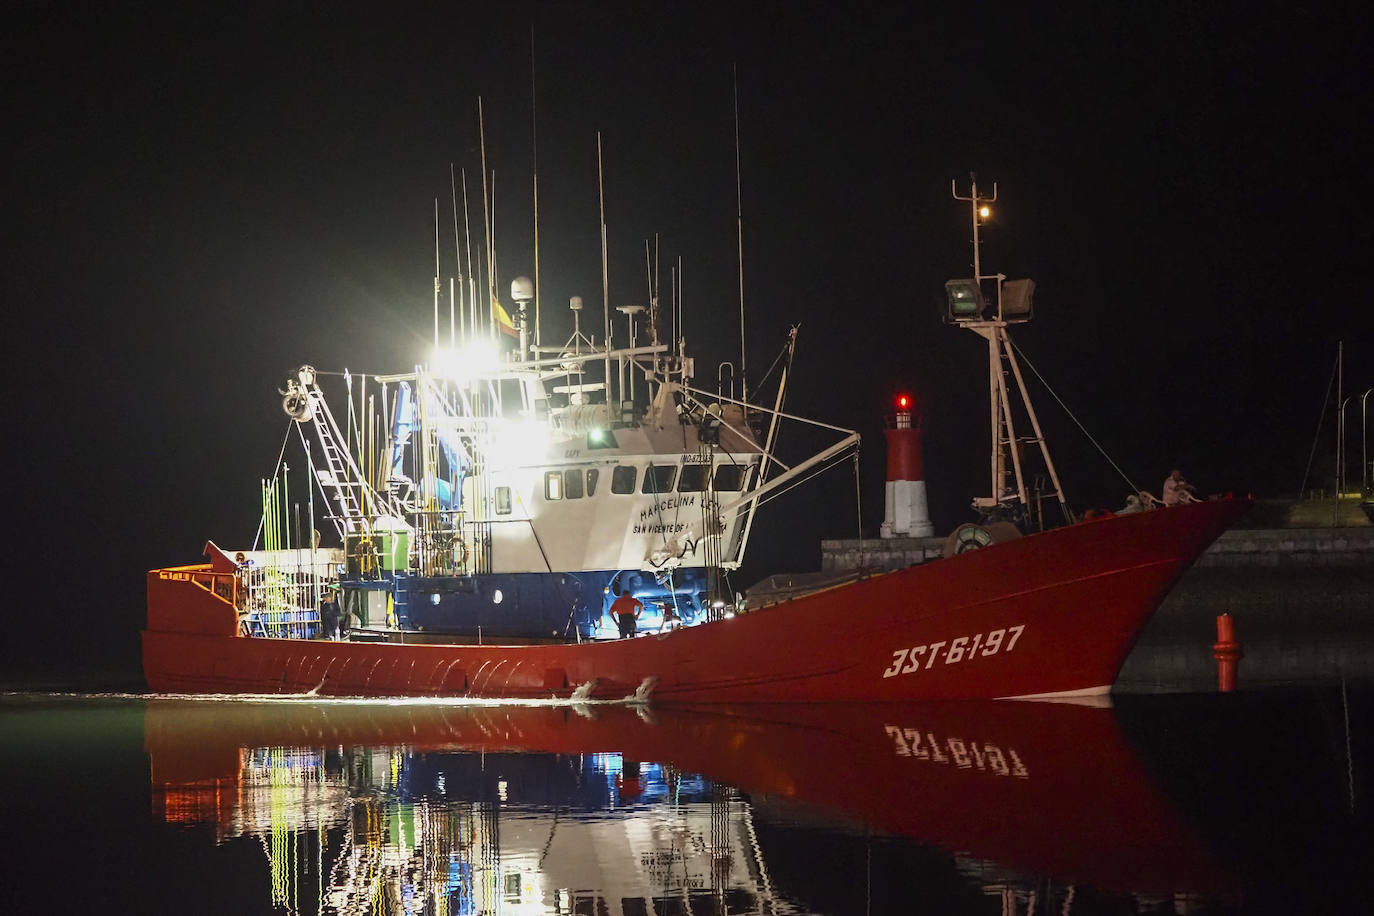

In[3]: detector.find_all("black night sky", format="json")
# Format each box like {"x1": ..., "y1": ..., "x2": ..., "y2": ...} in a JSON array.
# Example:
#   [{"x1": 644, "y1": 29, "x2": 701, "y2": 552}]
[{"x1": 3, "y1": 2, "x2": 1369, "y2": 683}]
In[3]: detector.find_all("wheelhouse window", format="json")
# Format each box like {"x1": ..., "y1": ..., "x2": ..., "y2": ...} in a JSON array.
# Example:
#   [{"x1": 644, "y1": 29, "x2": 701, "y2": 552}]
[
  {"x1": 544, "y1": 471, "x2": 563, "y2": 500},
  {"x1": 586, "y1": 468, "x2": 599, "y2": 496},
  {"x1": 641, "y1": 464, "x2": 676, "y2": 494},
  {"x1": 495, "y1": 486, "x2": 513, "y2": 514},
  {"x1": 563, "y1": 468, "x2": 584, "y2": 499},
  {"x1": 677, "y1": 463, "x2": 709, "y2": 492},
  {"x1": 713, "y1": 463, "x2": 749, "y2": 491},
  {"x1": 611, "y1": 465, "x2": 637, "y2": 494}
]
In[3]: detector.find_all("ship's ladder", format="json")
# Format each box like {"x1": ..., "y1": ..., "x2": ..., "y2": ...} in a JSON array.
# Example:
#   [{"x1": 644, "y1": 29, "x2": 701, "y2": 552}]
[
  {"x1": 418, "y1": 386, "x2": 441, "y2": 511},
  {"x1": 304, "y1": 386, "x2": 385, "y2": 531}
]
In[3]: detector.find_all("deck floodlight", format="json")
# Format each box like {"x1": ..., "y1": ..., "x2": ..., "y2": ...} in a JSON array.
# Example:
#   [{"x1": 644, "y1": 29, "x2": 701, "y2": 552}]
[
  {"x1": 945, "y1": 279, "x2": 986, "y2": 322},
  {"x1": 1000, "y1": 278, "x2": 1035, "y2": 322}
]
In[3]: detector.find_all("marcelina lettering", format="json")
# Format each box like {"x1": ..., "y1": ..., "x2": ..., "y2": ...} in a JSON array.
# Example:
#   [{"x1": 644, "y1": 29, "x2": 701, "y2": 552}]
[{"x1": 638, "y1": 494, "x2": 695, "y2": 521}]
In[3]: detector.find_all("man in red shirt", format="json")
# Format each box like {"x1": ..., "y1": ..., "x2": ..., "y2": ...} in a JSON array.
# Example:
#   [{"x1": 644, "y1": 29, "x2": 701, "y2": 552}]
[{"x1": 610, "y1": 591, "x2": 644, "y2": 639}]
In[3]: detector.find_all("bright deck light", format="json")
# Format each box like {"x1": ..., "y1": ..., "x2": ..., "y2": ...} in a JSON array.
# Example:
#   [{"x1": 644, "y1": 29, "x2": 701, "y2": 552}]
[
  {"x1": 432, "y1": 340, "x2": 501, "y2": 383},
  {"x1": 486, "y1": 420, "x2": 549, "y2": 468}
]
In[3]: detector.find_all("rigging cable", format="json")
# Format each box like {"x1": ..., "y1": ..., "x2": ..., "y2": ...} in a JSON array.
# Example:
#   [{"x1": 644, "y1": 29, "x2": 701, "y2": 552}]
[
  {"x1": 746, "y1": 446, "x2": 859, "y2": 513},
  {"x1": 1300, "y1": 345, "x2": 1340, "y2": 498},
  {"x1": 252, "y1": 422, "x2": 298, "y2": 550},
  {"x1": 1007, "y1": 338, "x2": 1139, "y2": 496},
  {"x1": 750, "y1": 331, "x2": 795, "y2": 396},
  {"x1": 852, "y1": 451, "x2": 865, "y2": 568}
]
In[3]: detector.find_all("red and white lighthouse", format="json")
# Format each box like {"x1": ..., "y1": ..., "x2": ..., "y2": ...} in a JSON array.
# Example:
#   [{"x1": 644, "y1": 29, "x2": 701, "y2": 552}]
[{"x1": 881, "y1": 393, "x2": 934, "y2": 538}]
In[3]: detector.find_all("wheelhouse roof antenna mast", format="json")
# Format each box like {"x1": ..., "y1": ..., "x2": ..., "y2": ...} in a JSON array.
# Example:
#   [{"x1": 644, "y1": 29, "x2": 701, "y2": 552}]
[{"x1": 947, "y1": 177, "x2": 1068, "y2": 525}]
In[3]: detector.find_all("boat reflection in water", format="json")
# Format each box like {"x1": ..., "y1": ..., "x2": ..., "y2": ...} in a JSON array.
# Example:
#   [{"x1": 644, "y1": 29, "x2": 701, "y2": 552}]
[{"x1": 145, "y1": 698, "x2": 1232, "y2": 914}]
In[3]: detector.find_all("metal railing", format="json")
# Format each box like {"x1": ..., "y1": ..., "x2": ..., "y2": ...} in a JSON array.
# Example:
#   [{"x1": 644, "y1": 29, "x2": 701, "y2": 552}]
[{"x1": 237, "y1": 551, "x2": 337, "y2": 639}]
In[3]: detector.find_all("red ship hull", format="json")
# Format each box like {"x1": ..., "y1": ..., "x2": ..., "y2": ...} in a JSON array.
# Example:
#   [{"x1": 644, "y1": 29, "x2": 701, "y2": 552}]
[{"x1": 143, "y1": 498, "x2": 1248, "y2": 701}]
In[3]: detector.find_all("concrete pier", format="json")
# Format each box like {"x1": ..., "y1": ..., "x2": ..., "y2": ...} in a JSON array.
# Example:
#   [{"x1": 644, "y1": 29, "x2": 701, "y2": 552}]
[
  {"x1": 820, "y1": 526, "x2": 1374, "y2": 572},
  {"x1": 1196, "y1": 527, "x2": 1374, "y2": 567}
]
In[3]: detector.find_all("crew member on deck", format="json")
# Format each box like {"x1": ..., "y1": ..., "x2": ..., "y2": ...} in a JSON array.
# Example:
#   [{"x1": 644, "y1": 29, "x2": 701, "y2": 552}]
[
  {"x1": 660, "y1": 601, "x2": 680, "y2": 632},
  {"x1": 320, "y1": 586, "x2": 342, "y2": 640},
  {"x1": 611, "y1": 590, "x2": 644, "y2": 639},
  {"x1": 1163, "y1": 468, "x2": 1198, "y2": 506}
]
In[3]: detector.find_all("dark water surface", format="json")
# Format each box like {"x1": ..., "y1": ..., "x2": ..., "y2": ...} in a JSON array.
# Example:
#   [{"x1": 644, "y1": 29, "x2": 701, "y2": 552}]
[{"x1": 0, "y1": 687, "x2": 1368, "y2": 915}]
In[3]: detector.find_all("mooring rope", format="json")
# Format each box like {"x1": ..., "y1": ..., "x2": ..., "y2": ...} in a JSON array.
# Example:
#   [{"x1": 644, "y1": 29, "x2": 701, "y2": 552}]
[{"x1": 1300, "y1": 347, "x2": 1340, "y2": 498}]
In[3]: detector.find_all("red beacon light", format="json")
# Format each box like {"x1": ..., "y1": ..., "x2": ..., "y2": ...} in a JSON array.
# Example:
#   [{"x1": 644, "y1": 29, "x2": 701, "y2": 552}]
[{"x1": 894, "y1": 393, "x2": 915, "y2": 430}]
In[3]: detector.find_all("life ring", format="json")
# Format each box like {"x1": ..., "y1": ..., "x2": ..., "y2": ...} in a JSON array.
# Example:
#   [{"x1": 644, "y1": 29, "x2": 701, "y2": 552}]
[
  {"x1": 452, "y1": 537, "x2": 469, "y2": 571},
  {"x1": 943, "y1": 521, "x2": 1022, "y2": 559}
]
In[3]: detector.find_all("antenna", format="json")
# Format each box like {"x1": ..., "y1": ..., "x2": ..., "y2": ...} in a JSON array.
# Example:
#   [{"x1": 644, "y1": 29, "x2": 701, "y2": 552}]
[
  {"x1": 479, "y1": 97, "x2": 493, "y2": 335},
  {"x1": 449, "y1": 163, "x2": 463, "y2": 342},
  {"x1": 598, "y1": 132, "x2": 612, "y2": 405},
  {"x1": 644, "y1": 239, "x2": 652, "y2": 309},
  {"x1": 461, "y1": 167, "x2": 476, "y2": 335},
  {"x1": 490, "y1": 168, "x2": 498, "y2": 330},
  {"x1": 433, "y1": 198, "x2": 440, "y2": 349},
  {"x1": 733, "y1": 64, "x2": 748, "y2": 405},
  {"x1": 651, "y1": 233, "x2": 661, "y2": 352},
  {"x1": 530, "y1": 25, "x2": 542, "y2": 349},
  {"x1": 951, "y1": 174, "x2": 997, "y2": 286}
]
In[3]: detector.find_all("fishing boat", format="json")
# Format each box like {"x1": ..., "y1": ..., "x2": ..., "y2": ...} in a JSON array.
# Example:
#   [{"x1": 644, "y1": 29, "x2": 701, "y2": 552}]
[{"x1": 142, "y1": 178, "x2": 1249, "y2": 701}]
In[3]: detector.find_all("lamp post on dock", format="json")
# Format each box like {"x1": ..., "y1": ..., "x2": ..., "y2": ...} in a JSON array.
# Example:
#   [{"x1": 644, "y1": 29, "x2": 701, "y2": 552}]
[{"x1": 1362, "y1": 388, "x2": 1372, "y2": 496}]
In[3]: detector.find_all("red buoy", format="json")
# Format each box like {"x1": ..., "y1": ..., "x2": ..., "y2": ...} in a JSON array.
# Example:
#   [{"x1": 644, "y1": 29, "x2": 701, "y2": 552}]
[{"x1": 1212, "y1": 613, "x2": 1243, "y2": 692}]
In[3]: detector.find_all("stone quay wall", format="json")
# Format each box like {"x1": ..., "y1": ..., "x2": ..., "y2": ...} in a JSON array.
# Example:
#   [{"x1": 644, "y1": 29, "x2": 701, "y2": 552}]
[{"x1": 820, "y1": 527, "x2": 1374, "y2": 573}]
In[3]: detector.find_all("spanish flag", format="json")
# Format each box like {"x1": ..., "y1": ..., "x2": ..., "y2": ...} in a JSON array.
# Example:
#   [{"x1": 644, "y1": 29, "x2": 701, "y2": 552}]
[{"x1": 492, "y1": 295, "x2": 519, "y2": 338}]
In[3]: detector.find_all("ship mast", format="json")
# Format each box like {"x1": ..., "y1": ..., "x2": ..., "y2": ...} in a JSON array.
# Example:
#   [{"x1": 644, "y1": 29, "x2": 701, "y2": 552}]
[
  {"x1": 733, "y1": 65, "x2": 748, "y2": 408},
  {"x1": 948, "y1": 177, "x2": 1069, "y2": 527}
]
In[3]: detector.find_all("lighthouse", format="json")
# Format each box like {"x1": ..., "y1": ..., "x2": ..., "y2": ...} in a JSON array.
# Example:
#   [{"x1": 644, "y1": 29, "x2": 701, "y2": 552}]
[{"x1": 880, "y1": 393, "x2": 934, "y2": 538}]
